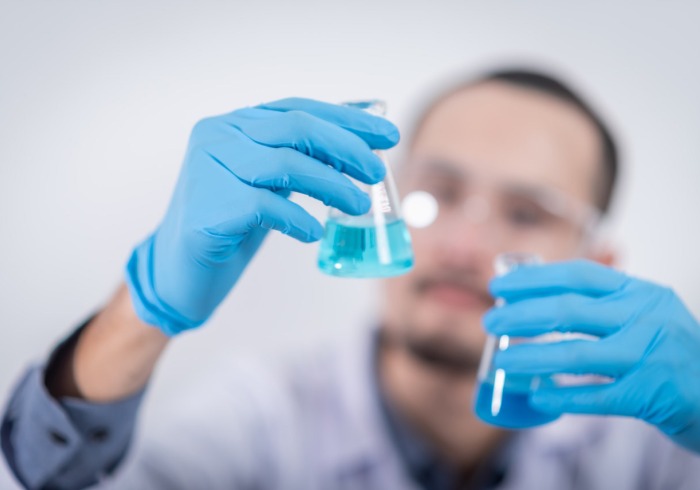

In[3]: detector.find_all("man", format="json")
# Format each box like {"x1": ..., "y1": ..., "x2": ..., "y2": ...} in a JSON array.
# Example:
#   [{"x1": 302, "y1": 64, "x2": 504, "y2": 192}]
[{"x1": 3, "y1": 69, "x2": 700, "y2": 490}]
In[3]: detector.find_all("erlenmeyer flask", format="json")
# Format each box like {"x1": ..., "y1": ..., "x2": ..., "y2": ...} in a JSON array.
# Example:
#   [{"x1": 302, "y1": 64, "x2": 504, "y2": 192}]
[
  {"x1": 317, "y1": 100, "x2": 414, "y2": 278},
  {"x1": 474, "y1": 253, "x2": 560, "y2": 428}
]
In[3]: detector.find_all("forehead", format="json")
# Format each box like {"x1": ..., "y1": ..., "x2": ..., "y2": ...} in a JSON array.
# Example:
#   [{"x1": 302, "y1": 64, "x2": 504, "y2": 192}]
[{"x1": 408, "y1": 81, "x2": 602, "y2": 204}]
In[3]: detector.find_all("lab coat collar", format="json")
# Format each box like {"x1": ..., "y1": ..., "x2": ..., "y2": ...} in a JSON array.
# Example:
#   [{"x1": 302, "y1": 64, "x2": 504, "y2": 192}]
[{"x1": 317, "y1": 324, "x2": 609, "y2": 486}]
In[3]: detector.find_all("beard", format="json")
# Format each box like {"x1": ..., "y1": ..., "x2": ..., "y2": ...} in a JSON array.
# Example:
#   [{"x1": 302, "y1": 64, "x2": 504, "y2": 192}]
[
  {"x1": 381, "y1": 321, "x2": 484, "y2": 377},
  {"x1": 381, "y1": 266, "x2": 494, "y2": 377}
]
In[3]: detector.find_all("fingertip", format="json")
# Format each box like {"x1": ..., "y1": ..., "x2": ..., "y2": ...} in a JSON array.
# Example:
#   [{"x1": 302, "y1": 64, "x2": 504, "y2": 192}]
[
  {"x1": 369, "y1": 159, "x2": 387, "y2": 184},
  {"x1": 331, "y1": 188, "x2": 371, "y2": 216},
  {"x1": 492, "y1": 349, "x2": 513, "y2": 371},
  {"x1": 488, "y1": 276, "x2": 505, "y2": 297},
  {"x1": 309, "y1": 221, "x2": 325, "y2": 242},
  {"x1": 385, "y1": 124, "x2": 401, "y2": 147},
  {"x1": 482, "y1": 308, "x2": 500, "y2": 334},
  {"x1": 257, "y1": 97, "x2": 311, "y2": 112},
  {"x1": 529, "y1": 390, "x2": 562, "y2": 414},
  {"x1": 488, "y1": 271, "x2": 530, "y2": 300},
  {"x1": 356, "y1": 155, "x2": 386, "y2": 185},
  {"x1": 292, "y1": 218, "x2": 324, "y2": 243},
  {"x1": 372, "y1": 125, "x2": 400, "y2": 150},
  {"x1": 354, "y1": 192, "x2": 372, "y2": 215}
]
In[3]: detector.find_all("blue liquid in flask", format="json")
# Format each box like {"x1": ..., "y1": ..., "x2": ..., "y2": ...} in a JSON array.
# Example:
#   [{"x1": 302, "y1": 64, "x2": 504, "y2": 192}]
[
  {"x1": 473, "y1": 253, "x2": 559, "y2": 429},
  {"x1": 317, "y1": 217, "x2": 414, "y2": 278},
  {"x1": 474, "y1": 371, "x2": 558, "y2": 429}
]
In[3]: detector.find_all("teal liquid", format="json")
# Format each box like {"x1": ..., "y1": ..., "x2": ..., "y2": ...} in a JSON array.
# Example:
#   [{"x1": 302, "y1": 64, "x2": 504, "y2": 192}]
[
  {"x1": 474, "y1": 374, "x2": 559, "y2": 429},
  {"x1": 318, "y1": 218, "x2": 414, "y2": 278}
]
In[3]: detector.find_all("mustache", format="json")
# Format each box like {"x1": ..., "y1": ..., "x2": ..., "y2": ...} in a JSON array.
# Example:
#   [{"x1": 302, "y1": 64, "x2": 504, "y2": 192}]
[
  {"x1": 413, "y1": 271, "x2": 494, "y2": 305},
  {"x1": 406, "y1": 337, "x2": 482, "y2": 376},
  {"x1": 380, "y1": 329, "x2": 482, "y2": 377}
]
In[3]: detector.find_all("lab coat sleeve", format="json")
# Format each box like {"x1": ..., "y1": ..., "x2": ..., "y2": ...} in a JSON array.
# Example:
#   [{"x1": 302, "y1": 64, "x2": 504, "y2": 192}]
[
  {"x1": 1, "y1": 364, "x2": 144, "y2": 490},
  {"x1": 2, "y1": 357, "x2": 303, "y2": 490}
]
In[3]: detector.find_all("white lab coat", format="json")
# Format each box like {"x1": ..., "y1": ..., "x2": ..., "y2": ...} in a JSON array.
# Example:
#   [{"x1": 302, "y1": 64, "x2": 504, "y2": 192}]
[{"x1": 99, "y1": 326, "x2": 700, "y2": 489}]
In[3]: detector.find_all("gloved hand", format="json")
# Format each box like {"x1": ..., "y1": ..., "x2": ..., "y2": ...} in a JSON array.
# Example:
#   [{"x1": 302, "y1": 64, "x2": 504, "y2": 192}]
[
  {"x1": 483, "y1": 259, "x2": 700, "y2": 454},
  {"x1": 126, "y1": 98, "x2": 399, "y2": 335}
]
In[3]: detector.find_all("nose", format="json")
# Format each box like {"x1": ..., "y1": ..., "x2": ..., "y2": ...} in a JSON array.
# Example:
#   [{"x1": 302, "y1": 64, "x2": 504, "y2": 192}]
[{"x1": 434, "y1": 209, "x2": 500, "y2": 268}]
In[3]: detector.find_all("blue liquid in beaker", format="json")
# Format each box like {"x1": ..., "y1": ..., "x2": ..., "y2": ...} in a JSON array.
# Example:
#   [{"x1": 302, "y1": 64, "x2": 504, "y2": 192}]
[
  {"x1": 474, "y1": 374, "x2": 558, "y2": 429},
  {"x1": 317, "y1": 218, "x2": 413, "y2": 278}
]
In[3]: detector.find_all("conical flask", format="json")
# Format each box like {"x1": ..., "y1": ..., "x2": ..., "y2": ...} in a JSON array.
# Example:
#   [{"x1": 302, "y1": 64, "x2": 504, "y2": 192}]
[
  {"x1": 474, "y1": 253, "x2": 560, "y2": 428},
  {"x1": 317, "y1": 100, "x2": 414, "y2": 278}
]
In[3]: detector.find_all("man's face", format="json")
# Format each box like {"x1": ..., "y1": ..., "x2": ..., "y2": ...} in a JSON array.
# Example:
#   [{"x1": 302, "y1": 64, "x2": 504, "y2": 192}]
[{"x1": 382, "y1": 81, "x2": 603, "y2": 373}]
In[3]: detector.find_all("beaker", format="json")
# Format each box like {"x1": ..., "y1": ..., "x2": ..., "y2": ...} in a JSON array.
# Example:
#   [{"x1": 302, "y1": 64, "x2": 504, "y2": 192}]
[
  {"x1": 474, "y1": 252, "x2": 560, "y2": 429},
  {"x1": 317, "y1": 100, "x2": 414, "y2": 278}
]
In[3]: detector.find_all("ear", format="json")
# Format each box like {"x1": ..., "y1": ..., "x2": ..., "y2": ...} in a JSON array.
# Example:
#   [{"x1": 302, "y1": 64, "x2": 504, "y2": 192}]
[{"x1": 585, "y1": 242, "x2": 618, "y2": 268}]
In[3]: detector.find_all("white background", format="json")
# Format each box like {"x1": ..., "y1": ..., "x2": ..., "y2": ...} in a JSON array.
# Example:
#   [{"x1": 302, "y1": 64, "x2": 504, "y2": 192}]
[{"x1": 2, "y1": 1, "x2": 700, "y2": 487}]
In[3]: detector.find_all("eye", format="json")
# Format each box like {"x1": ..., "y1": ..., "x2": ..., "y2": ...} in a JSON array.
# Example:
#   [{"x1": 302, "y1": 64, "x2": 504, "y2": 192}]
[
  {"x1": 429, "y1": 185, "x2": 460, "y2": 205},
  {"x1": 505, "y1": 206, "x2": 547, "y2": 227}
]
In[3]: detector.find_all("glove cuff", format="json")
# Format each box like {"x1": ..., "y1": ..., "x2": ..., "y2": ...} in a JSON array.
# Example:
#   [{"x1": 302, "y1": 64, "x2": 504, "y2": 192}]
[{"x1": 124, "y1": 235, "x2": 201, "y2": 336}]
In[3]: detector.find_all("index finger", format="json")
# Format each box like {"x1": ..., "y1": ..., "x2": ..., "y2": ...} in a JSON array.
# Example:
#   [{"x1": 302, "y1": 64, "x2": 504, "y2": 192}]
[
  {"x1": 489, "y1": 260, "x2": 629, "y2": 302},
  {"x1": 258, "y1": 97, "x2": 400, "y2": 150}
]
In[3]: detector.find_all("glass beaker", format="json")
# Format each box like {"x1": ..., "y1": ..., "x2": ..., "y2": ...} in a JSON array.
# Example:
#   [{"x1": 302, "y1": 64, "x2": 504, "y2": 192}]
[
  {"x1": 317, "y1": 100, "x2": 414, "y2": 278},
  {"x1": 474, "y1": 252, "x2": 560, "y2": 429}
]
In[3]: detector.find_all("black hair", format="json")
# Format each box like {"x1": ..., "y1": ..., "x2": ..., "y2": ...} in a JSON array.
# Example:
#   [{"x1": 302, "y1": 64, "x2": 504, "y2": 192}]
[{"x1": 413, "y1": 68, "x2": 619, "y2": 214}]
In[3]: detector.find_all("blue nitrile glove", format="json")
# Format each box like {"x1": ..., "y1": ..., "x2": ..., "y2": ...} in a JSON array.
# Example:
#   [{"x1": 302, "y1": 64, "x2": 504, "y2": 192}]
[
  {"x1": 483, "y1": 260, "x2": 700, "y2": 454},
  {"x1": 125, "y1": 98, "x2": 399, "y2": 336}
]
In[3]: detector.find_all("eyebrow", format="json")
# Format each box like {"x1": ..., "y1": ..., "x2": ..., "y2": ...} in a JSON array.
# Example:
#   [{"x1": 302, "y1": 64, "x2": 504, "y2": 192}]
[
  {"x1": 411, "y1": 156, "x2": 600, "y2": 224},
  {"x1": 415, "y1": 159, "x2": 468, "y2": 180},
  {"x1": 417, "y1": 158, "x2": 563, "y2": 202},
  {"x1": 502, "y1": 183, "x2": 554, "y2": 202}
]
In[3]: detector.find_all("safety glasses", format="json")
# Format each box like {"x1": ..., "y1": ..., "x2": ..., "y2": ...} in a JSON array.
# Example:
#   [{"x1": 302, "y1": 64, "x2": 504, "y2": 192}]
[{"x1": 399, "y1": 158, "x2": 602, "y2": 254}]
